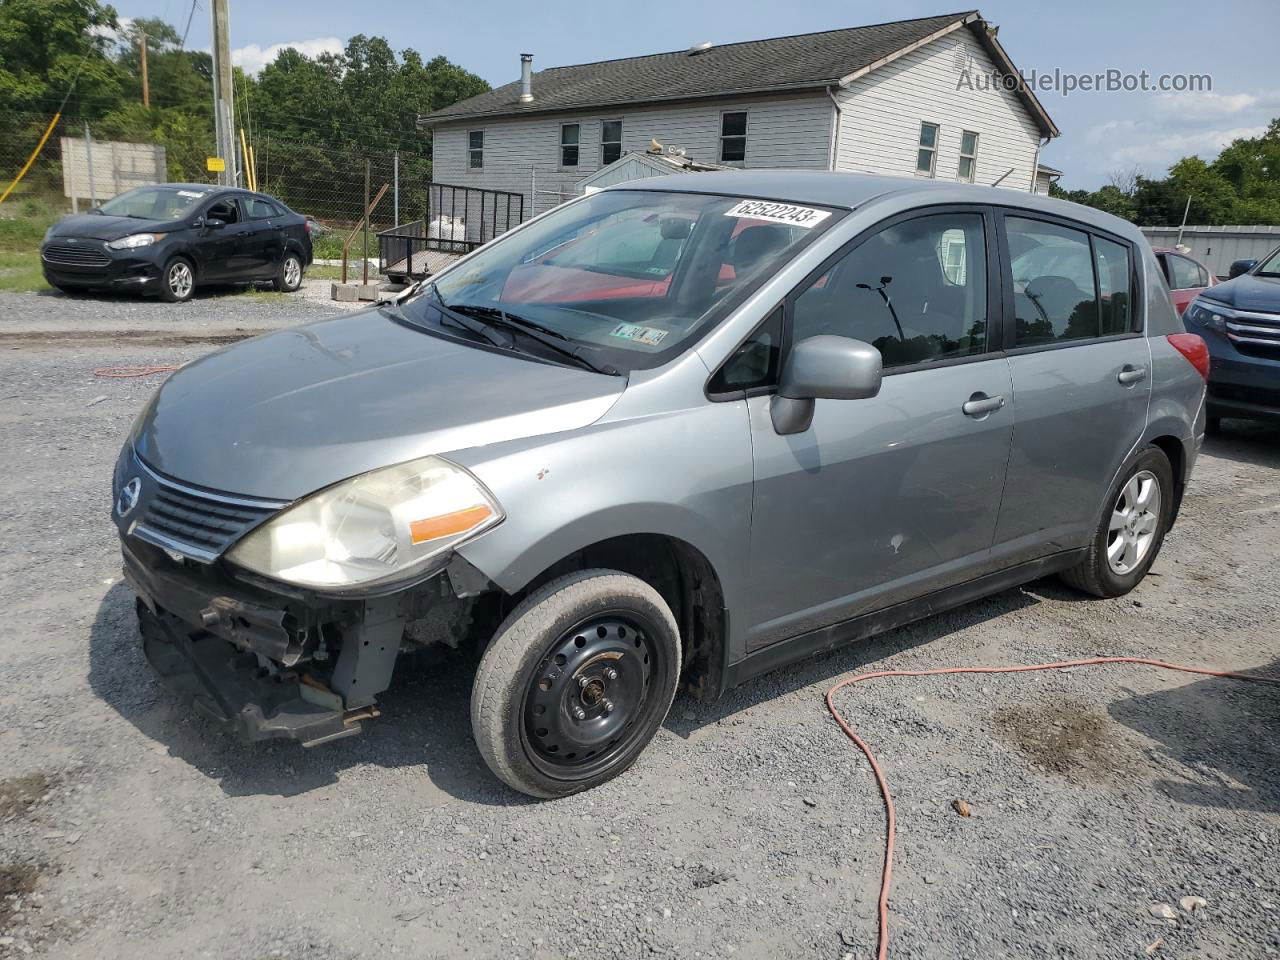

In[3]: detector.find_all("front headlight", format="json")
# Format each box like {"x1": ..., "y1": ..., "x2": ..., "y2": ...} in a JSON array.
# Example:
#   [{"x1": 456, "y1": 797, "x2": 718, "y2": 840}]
[
  {"x1": 227, "y1": 456, "x2": 502, "y2": 590},
  {"x1": 1184, "y1": 299, "x2": 1234, "y2": 331},
  {"x1": 107, "y1": 233, "x2": 158, "y2": 250}
]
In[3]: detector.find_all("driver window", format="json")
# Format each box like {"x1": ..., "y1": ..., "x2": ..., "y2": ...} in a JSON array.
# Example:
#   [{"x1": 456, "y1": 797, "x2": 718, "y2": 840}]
[
  {"x1": 205, "y1": 199, "x2": 240, "y2": 225},
  {"x1": 791, "y1": 213, "x2": 988, "y2": 368}
]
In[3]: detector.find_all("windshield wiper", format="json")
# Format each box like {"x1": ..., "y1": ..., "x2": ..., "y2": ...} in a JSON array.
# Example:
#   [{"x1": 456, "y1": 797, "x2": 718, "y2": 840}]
[
  {"x1": 447, "y1": 303, "x2": 618, "y2": 375},
  {"x1": 417, "y1": 284, "x2": 513, "y2": 348}
]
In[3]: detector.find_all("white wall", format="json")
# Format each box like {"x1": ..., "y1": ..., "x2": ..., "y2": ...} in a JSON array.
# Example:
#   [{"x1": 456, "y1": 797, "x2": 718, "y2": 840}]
[
  {"x1": 834, "y1": 29, "x2": 1042, "y2": 191},
  {"x1": 431, "y1": 93, "x2": 833, "y2": 216}
]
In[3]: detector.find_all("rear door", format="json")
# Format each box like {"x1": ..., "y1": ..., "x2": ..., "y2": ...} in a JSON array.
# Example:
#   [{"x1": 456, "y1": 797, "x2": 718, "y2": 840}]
[
  {"x1": 740, "y1": 207, "x2": 1015, "y2": 651},
  {"x1": 992, "y1": 212, "x2": 1151, "y2": 565},
  {"x1": 245, "y1": 197, "x2": 285, "y2": 276}
]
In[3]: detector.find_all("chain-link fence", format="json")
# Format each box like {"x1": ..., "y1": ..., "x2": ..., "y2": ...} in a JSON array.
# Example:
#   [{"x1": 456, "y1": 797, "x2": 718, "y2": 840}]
[{"x1": 0, "y1": 111, "x2": 418, "y2": 244}]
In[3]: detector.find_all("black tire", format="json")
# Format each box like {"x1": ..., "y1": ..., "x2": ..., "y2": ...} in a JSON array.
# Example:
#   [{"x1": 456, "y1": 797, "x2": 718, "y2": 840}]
[
  {"x1": 159, "y1": 257, "x2": 195, "y2": 303},
  {"x1": 273, "y1": 252, "x2": 303, "y2": 292},
  {"x1": 471, "y1": 569, "x2": 681, "y2": 799},
  {"x1": 1059, "y1": 445, "x2": 1174, "y2": 598}
]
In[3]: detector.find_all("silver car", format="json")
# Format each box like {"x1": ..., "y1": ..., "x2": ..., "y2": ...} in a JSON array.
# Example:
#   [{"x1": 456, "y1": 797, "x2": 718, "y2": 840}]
[{"x1": 112, "y1": 172, "x2": 1208, "y2": 798}]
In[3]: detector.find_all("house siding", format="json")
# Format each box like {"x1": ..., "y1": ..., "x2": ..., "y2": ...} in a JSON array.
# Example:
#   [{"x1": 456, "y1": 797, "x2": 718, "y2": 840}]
[
  {"x1": 431, "y1": 93, "x2": 833, "y2": 216},
  {"x1": 834, "y1": 30, "x2": 1041, "y2": 191}
]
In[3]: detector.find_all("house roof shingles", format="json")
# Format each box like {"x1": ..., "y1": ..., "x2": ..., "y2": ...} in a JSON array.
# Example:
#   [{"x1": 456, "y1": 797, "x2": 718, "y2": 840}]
[{"x1": 422, "y1": 12, "x2": 980, "y2": 124}]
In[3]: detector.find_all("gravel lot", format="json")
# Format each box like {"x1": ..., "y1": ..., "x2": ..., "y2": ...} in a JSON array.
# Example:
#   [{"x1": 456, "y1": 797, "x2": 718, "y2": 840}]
[{"x1": 1, "y1": 289, "x2": 1278, "y2": 960}]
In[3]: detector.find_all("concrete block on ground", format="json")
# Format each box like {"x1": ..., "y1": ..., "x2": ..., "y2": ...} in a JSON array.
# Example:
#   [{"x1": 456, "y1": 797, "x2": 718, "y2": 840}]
[
  {"x1": 357, "y1": 284, "x2": 381, "y2": 301},
  {"x1": 331, "y1": 283, "x2": 359, "y2": 302}
]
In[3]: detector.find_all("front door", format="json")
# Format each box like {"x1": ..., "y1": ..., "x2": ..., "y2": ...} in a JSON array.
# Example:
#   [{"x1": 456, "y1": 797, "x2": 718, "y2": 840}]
[
  {"x1": 992, "y1": 213, "x2": 1151, "y2": 563},
  {"x1": 742, "y1": 208, "x2": 1014, "y2": 652}
]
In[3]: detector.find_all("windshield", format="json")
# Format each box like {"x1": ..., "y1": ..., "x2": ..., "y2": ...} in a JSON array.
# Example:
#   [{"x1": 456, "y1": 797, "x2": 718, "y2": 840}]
[
  {"x1": 98, "y1": 186, "x2": 212, "y2": 220},
  {"x1": 1256, "y1": 245, "x2": 1280, "y2": 277},
  {"x1": 405, "y1": 189, "x2": 840, "y2": 371}
]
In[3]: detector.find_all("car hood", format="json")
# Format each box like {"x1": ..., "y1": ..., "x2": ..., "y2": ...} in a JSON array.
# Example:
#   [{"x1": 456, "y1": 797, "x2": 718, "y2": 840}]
[
  {"x1": 1199, "y1": 273, "x2": 1280, "y2": 312},
  {"x1": 133, "y1": 309, "x2": 626, "y2": 500},
  {"x1": 48, "y1": 214, "x2": 178, "y2": 243}
]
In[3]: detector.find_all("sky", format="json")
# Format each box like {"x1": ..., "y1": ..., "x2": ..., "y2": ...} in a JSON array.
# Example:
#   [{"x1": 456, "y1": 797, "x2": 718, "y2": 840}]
[{"x1": 113, "y1": 0, "x2": 1280, "y2": 190}]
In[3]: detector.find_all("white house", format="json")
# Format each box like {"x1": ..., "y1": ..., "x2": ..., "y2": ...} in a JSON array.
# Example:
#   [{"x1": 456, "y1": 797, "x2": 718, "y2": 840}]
[{"x1": 418, "y1": 11, "x2": 1059, "y2": 219}]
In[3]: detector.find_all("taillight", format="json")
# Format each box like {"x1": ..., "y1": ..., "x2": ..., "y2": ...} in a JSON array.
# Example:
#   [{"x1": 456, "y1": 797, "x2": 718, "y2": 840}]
[
  {"x1": 304, "y1": 220, "x2": 313, "y2": 234},
  {"x1": 1167, "y1": 333, "x2": 1210, "y2": 381}
]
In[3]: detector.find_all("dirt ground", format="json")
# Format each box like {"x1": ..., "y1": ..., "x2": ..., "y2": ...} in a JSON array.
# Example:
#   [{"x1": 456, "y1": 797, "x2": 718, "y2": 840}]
[{"x1": 1, "y1": 289, "x2": 1278, "y2": 960}]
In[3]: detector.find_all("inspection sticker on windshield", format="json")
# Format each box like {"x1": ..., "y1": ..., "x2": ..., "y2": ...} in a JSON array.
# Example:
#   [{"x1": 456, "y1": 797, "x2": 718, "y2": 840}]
[
  {"x1": 724, "y1": 200, "x2": 831, "y2": 228},
  {"x1": 610, "y1": 323, "x2": 669, "y2": 346}
]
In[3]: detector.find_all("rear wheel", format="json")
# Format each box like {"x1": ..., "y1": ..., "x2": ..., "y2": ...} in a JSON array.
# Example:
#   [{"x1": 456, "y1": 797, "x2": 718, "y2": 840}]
[
  {"x1": 274, "y1": 252, "x2": 303, "y2": 292},
  {"x1": 471, "y1": 570, "x2": 681, "y2": 798},
  {"x1": 1059, "y1": 446, "x2": 1174, "y2": 598},
  {"x1": 160, "y1": 257, "x2": 195, "y2": 302}
]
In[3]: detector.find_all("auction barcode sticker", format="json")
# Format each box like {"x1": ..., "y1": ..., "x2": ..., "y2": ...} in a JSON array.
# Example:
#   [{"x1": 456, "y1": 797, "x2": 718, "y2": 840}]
[{"x1": 724, "y1": 199, "x2": 832, "y2": 228}]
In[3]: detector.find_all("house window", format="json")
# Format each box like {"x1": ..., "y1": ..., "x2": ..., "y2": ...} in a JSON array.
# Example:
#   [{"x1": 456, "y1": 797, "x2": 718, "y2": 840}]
[
  {"x1": 560, "y1": 123, "x2": 580, "y2": 167},
  {"x1": 957, "y1": 130, "x2": 978, "y2": 182},
  {"x1": 468, "y1": 130, "x2": 483, "y2": 169},
  {"x1": 720, "y1": 111, "x2": 747, "y2": 163},
  {"x1": 601, "y1": 119, "x2": 623, "y2": 166},
  {"x1": 916, "y1": 122, "x2": 939, "y2": 176}
]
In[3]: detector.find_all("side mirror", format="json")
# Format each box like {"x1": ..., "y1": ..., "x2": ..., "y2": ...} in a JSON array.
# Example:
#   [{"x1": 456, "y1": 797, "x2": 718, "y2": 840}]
[
  {"x1": 205, "y1": 218, "x2": 225, "y2": 230},
  {"x1": 770, "y1": 335, "x2": 882, "y2": 435},
  {"x1": 1228, "y1": 259, "x2": 1257, "y2": 279}
]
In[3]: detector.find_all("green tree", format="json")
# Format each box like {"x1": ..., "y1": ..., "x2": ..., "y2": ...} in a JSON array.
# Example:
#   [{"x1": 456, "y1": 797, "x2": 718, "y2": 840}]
[{"x1": 0, "y1": 0, "x2": 123, "y2": 118}]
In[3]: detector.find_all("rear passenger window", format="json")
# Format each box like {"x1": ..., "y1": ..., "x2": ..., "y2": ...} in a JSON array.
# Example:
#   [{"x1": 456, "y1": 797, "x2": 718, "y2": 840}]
[
  {"x1": 1008, "y1": 217, "x2": 1098, "y2": 346},
  {"x1": 248, "y1": 198, "x2": 280, "y2": 219},
  {"x1": 1168, "y1": 254, "x2": 1202, "y2": 290},
  {"x1": 1094, "y1": 237, "x2": 1132, "y2": 335},
  {"x1": 791, "y1": 212, "x2": 988, "y2": 368}
]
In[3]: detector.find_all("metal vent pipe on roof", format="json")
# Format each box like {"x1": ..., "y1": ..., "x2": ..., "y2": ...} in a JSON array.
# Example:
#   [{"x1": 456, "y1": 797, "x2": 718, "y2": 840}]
[{"x1": 519, "y1": 54, "x2": 533, "y2": 103}]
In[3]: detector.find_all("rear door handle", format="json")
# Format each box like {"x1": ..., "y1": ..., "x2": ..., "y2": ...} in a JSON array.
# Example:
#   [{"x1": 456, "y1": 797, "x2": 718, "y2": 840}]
[
  {"x1": 1117, "y1": 365, "x2": 1148, "y2": 385},
  {"x1": 962, "y1": 393, "x2": 1006, "y2": 417}
]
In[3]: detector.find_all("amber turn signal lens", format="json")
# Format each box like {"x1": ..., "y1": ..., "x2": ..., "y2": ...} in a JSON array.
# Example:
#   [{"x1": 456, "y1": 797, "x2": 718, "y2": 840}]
[{"x1": 409, "y1": 505, "x2": 494, "y2": 544}]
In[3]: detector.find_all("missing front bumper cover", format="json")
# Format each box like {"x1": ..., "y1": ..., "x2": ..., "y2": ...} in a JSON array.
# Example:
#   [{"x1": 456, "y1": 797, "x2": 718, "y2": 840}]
[{"x1": 139, "y1": 603, "x2": 369, "y2": 747}]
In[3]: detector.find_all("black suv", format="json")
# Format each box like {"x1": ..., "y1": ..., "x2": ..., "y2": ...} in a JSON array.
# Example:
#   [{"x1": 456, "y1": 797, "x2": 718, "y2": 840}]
[{"x1": 40, "y1": 183, "x2": 313, "y2": 302}]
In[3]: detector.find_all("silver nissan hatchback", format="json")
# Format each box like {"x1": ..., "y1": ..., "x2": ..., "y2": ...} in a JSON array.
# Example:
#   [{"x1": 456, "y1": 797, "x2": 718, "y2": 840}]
[{"x1": 112, "y1": 172, "x2": 1208, "y2": 797}]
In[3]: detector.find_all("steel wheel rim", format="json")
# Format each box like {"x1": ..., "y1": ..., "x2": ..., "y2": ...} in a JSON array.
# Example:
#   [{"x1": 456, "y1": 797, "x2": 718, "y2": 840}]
[
  {"x1": 168, "y1": 262, "x2": 192, "y2": 298},
  {"x1": 1107, "y1": 469, "x2": 1161, "y2": 575},
  {"x1": 520, "y1": 611, "x2": 666, "y2": 781},
  {"x1": 284, "y1": 257, "x2": 301, "y2": 288}
]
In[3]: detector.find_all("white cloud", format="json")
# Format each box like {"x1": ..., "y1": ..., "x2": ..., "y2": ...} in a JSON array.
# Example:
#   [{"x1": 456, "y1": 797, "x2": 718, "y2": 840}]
[
  {"x1": 1151, "y1": 90, "x2": 1280, "y2": 122},
  {"x1": 231, "y1": 37, "x2": 344, "y2": 75},
  {"x1": 1093, "y1": 122, "x2": 1268, "y2": 171}
]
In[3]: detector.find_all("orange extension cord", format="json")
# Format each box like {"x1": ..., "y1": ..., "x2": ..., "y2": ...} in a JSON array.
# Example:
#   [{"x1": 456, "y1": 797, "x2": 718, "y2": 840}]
[{"x1": 825, "y1": 656, "x2": 1280, "y2": 960}]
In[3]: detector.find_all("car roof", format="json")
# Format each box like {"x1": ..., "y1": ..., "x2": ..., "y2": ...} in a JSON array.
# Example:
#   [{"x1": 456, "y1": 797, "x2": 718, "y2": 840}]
[{"x1": 607, "y1": 170, "x2": 1141, "y2": 240}]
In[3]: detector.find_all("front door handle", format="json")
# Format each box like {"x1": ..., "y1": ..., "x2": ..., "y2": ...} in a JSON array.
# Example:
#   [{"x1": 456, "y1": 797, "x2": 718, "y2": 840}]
[
  {"x1": 1117, "y1": 365, "x2": 1148, "y2": 385},
  {"x1": 962, "y1": 392, "x2": 1006, "y2": 417}
]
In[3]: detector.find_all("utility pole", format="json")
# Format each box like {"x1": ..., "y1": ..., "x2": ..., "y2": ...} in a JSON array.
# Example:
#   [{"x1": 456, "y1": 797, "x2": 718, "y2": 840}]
[
  {"x1": 139, "y1": 26, "x2": 150, "y2": 109},
  {"x1": 209, "y1": 0, "x2": 237, "y2": 186}
]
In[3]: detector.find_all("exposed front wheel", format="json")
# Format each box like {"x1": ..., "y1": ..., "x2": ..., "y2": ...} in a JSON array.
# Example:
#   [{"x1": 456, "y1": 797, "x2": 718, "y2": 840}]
[
  {"x1": 274, "y1": 252, "x2": 303, "y2": 292},
  {"x1": 471, "y1": 570, "x2": 681, "y2": 798},
  {"x1": 160, "y1": 257, "x2": 195, "y2": 302},
  {"x1": 1059, "y1": 446, "x2": 1174, "y2": 598}
]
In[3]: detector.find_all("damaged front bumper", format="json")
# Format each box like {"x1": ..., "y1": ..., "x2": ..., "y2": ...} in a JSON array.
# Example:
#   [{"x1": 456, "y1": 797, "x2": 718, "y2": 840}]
[{"x1": 122, "y1": 538, "x2": 481, "y2": 747}]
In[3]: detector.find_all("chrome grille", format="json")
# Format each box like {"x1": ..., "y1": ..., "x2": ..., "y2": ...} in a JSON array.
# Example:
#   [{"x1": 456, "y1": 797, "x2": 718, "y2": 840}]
[
  {"x1": 133, "y1": 462, "x2": 286, "y2": 563},
  {"x1": 42, "y1": 243, "x2": 111, "y2": 267},
  {"x1": 1226, "y1": 308, "x2": 1280, "y2": 349}
]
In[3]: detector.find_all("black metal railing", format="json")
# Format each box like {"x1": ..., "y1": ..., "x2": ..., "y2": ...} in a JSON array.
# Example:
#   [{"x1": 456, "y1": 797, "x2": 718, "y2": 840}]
[{"x1": 378, "y1": 181, "x2": 526, "y2": 281}]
